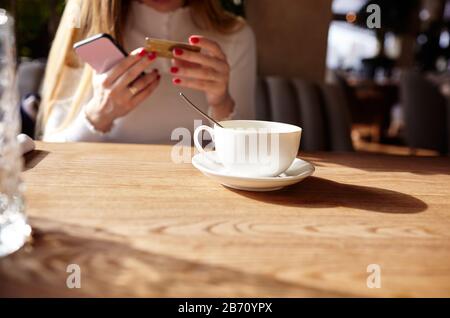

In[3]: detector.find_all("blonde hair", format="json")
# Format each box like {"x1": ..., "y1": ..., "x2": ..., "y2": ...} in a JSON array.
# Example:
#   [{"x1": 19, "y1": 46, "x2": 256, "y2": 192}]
[{"x1": 37, "y1": 0, "x2": 243, "y2": 138}]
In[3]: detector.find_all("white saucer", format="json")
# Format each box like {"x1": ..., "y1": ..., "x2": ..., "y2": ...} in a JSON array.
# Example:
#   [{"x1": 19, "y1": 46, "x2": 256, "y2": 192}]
[{"x1": 191, "y1": 151, "x2": 315, "y2": 192}]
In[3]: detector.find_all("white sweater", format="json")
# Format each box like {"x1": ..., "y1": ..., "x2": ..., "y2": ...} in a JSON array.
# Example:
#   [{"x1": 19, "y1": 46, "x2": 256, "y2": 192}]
[{"x1": 43, "y1": 2, "x2": 257, "y2": 144}]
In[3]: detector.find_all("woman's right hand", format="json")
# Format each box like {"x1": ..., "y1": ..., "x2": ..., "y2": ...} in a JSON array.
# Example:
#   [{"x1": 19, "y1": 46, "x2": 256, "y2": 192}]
[{"x1": 85, "y1": 48, "x2": 160, "y2": 133}]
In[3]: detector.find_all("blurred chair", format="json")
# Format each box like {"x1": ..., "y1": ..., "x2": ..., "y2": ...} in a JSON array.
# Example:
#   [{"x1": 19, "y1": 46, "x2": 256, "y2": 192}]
[
  {"x1": 17, "y1": 59, "x2": 46, "y2": 101},
  {"x1": 264, "y1": 76, "x2": 299, "y2": 125},
  {"x1": 291, "y1": 79, "x2": 327, "y2": 151},
  {"x1": 255, "y1": 78, "x2": 271, "y2": 121},
  {"x1": 328, "y1": 71, "x2": 359, "y2": 116},
  {"x1": 400, "y1": 70, "x2": 448, "y2": 155},
  {"x1": 256, "y1": 76, "x2": 354, "y2": 152},
  {"x1": 17, "y1": 59, "x2": 46, "y2": 137},
  {"x1": 320, "y1": 83, "x2": 354, "y2": 151}
]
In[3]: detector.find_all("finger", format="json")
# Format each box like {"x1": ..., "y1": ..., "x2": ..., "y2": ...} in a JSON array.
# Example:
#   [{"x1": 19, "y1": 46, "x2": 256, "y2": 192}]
[
  {"x1": 172, "y1": 76, "x2": 219, "y2": 92},
  {"x1": 170, "y1": 65, "x2": 221, "y2": 82},
  {"x1": 115, "y1": 51, "x2": 157, "y2": 89},
  {"x1": 189, "y1": 35, "x2": 226, "y2": 60},
  {"x1": 103, "y1": 48, "x2": 148, "y2": 87},
  {"x1": 130, "y1": 76, "x2": 161, "y2": 106},
  {"x1": 128, "y1": 69, "x2": 160, "y2": 95},
  {"x1": 171, "y1": 58, "x2": 200, "y2": 69},
  {"x1": 173, "y1": 48, "x2": 228, "y2": 73}
]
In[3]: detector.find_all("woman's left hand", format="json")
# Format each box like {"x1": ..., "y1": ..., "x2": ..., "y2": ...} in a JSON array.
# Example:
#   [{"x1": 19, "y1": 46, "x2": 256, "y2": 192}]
[{"x1": 170, "y1": 35, "x2": 235, "y2": 120}]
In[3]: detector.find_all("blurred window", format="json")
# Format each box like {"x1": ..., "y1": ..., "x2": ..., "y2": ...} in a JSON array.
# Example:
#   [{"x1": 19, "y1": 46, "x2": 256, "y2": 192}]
[
  {"x1": 332, "y1": 0, "x2": 367, "y2": 14},
  {"x1": 327, "y1": 21, "x2": 378, "y2": 70},
  {"x1": 327, "y1": 0, "x2": 402, "y2": 71}
]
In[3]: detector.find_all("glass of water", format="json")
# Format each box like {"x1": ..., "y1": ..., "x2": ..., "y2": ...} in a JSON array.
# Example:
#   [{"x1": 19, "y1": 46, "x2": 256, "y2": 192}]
[{"x1": 0, "y1": 9, "x2": 31, "y2": 257}]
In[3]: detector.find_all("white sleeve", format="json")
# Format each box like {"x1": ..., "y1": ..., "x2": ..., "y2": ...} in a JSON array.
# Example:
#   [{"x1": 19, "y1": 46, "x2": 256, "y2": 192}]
[
  {"x1": 227, "y1": 25, "x2": 257, "y2": 120},
  {"x1": 42, "y1": 98, "x2": 109, "y2": 143}
]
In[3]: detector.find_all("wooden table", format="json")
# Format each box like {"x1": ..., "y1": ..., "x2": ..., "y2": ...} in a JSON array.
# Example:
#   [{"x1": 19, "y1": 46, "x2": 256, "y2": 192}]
[{"x1": 1, "y1": 142, "x2": 450, "y2": 297}]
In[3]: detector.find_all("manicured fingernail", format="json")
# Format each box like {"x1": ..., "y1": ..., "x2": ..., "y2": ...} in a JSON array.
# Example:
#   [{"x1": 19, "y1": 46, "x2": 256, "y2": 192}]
[
  {"x1": 173, "y1": 78, "x2": 181, "y2": 84},
  {"x1": 174, "y1": 48, "x2": 183, "y2": 56},
  {"x1": 138, "y1": 48, "x2": 147, "y2": 57},
  {"x1": 190, "y1": 36, "x2": 200, "y2": 44},
  {"x1": 148, "y1": 52, "x2": 156, "y2": 60},
  {"x1": 157, "y1": 75, "x2": 161, "y2": 80},
  {"x1": 170, "y1": 67, "x2": 179, "y2": 74}
]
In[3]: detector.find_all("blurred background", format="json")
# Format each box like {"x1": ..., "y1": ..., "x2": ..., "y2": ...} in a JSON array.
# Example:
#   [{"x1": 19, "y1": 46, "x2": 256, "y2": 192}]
[{"x1": 1, "y1": 0, "x2": 449, "y2": 156}]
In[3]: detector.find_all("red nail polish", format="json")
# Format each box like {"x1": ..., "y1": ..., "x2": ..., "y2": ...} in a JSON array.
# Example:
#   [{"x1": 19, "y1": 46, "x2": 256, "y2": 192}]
[
  {"x1": 157, "y1": 75, "x2": 161, "y2": 80},
  {"x1": 138, "y1": 48, "x2": 147, "y2": 57},
  {"x1": 190, "y1": 36, "x2": 200, "y2": 44},
  {"x1": 174, "y1": 48, "x2": 183, "y2": 56},
  {"x1": 173, "y1": 78, "x2": 181, "y2": 84},
  {"x1": 170, "y1": 67, "x2": 179, "y2": 74},
  {"x1": 148, "y1": 52, "x2": 157, "y2": 61}
]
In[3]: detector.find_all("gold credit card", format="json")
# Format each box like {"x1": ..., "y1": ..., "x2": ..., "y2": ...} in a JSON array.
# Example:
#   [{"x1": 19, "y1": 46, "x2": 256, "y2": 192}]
[{"x1": 145, "y1": 37, "x2": 201, "y2": 59}]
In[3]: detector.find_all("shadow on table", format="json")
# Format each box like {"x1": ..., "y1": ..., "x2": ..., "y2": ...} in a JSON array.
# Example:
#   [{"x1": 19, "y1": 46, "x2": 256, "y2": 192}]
[
  {"x1": 230, "y1": 177, "x2": 428, "y2": 214},
  {"x1": 23, "y1": 150, "x2": 49, "y2": 171},
  {"x1": 306, "y1": 153, "x2": 450, "y2": 175},
  {"x1": 0, "y1": 218, "x2": 346, "y2": 298}
]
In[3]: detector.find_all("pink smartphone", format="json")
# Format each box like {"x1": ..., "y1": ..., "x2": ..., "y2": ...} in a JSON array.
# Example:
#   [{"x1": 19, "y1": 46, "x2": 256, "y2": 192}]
[{"x1": 74, "y1": 33, "x2": 127, "y2": 73}]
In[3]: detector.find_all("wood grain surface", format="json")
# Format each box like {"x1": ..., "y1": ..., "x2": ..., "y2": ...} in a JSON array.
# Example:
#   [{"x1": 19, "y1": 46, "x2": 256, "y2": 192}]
[{"x1": 1, "y1": 142, "x2": 449, "y2": 297}]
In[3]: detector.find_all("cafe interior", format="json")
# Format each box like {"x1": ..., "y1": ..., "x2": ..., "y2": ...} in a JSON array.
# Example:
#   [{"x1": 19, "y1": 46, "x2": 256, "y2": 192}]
[
  {"x1": 0, "y1": 0, "x2": 449, "y2": 298},
  {"x1": 1, "y1": 0, "x2": 449, "y2": 155}
]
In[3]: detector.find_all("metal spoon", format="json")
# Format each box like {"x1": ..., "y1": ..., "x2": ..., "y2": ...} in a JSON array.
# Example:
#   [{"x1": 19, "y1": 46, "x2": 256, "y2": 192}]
[{"x1": 179, "y1": 92, "x2": 224, "y2": 128}]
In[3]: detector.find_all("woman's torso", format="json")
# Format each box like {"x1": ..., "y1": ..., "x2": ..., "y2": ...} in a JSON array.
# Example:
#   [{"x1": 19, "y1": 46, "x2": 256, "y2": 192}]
[
  {"x1": 45, "y1": 2, "x2": 255, "y2": 144},
  {"x1": 109, "y1": 3, "x2": 246, "y2": 144}
]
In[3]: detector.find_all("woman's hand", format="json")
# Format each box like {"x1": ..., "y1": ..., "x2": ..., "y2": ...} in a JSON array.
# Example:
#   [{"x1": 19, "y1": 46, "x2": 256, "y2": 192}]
[
  {"x1": 86, "y1": 48, "x2": 161, "y2": 133},
  {"x1": 170, "y1": 35, "x2": 235, "y2": 120}
]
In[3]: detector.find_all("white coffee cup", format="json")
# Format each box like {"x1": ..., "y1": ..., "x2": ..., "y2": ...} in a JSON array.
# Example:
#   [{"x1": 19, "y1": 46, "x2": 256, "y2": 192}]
[{"x1": 194, "y1": 120, "x2": 302, "y2": 177}]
